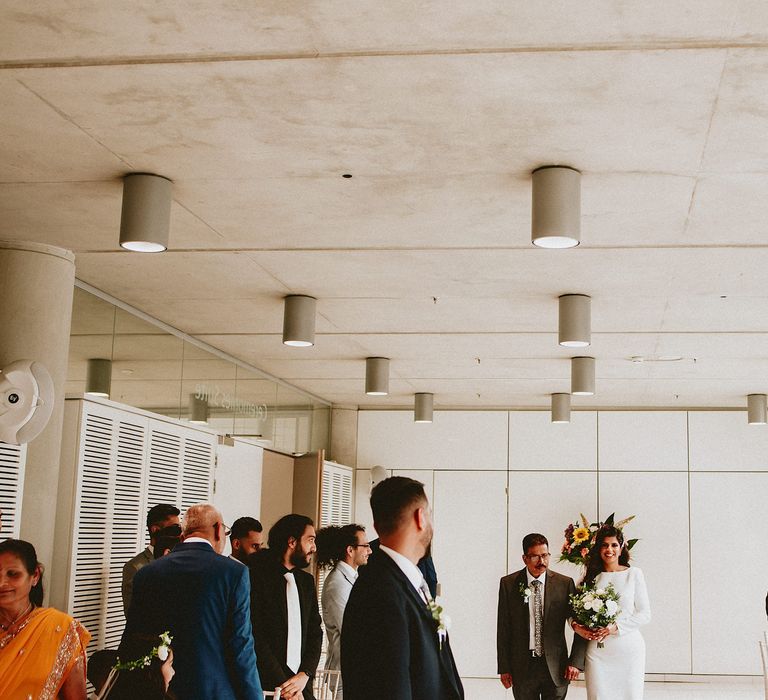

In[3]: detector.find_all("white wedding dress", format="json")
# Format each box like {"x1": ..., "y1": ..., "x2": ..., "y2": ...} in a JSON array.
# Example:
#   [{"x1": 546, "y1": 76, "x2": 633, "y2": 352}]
[{"x1": 585, "y1": 566, "x2": 651, "y2": 700}]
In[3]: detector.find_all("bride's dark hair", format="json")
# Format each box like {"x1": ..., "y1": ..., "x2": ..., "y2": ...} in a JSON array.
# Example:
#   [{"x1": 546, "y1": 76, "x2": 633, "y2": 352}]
[{"x1": 582, "y1": 525, "x2": 630, "y2": 587}]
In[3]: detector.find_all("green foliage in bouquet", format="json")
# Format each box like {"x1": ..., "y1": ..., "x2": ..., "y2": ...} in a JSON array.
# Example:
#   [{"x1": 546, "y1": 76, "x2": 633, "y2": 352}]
[{"x1": 570, "y1": 582, "x2": 621, "y2": 648}]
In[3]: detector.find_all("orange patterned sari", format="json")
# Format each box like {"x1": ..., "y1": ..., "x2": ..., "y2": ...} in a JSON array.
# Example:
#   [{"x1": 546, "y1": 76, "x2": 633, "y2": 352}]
[{"x1": 0, "y1": 607, "x2": 90, "y2": 699}]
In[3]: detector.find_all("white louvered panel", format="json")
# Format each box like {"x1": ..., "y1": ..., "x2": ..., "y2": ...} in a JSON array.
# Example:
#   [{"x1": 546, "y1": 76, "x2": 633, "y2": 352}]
[
  {"x1": 103, "y1": 418, "x2": 147, "y2": 649},
  {"x1": 320, "y1": 462, "x2": 353, "y2": 528},
  {"x1": 0, "y1": 441, "x2": 26, "y2": 537},
  {"x1": 181, "y1": 436, "x2": 214, "y2": 510},
  {"x1": 71, "y1": 412, "x2": 114, "y2": 654},
  {"x1": 147, "y1": 427, "x2": 183, "y2": 521}
]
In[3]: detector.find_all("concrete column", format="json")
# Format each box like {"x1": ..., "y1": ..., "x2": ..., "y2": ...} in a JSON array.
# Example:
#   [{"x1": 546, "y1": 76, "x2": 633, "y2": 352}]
[
  {"x1": 0, "y1": 240, "x2": 75, "y2": 574},
  {"x1": 330, "y1": 407, "x2": 358, "y2": 468}
]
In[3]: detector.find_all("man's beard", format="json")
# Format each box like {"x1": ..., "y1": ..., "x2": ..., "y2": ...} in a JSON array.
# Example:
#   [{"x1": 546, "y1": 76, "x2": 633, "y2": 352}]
[{"x1": 290, "y1": 548, "x2": 311, "y2": 569}]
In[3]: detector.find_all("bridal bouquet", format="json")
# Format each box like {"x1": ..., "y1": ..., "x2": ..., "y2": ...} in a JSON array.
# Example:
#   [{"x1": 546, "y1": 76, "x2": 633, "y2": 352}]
[
  {"x1": 559, "y1": 512, "x2": 637, "y2": 566},
  {"x1": 570, "y1": 583, "x2": 621, "y2": 648}
]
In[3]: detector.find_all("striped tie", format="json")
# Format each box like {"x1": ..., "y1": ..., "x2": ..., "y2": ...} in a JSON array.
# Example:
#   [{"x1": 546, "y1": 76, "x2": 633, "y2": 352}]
[{"x1": 532, "y1": 580, "x2": 543, "y2": 657}]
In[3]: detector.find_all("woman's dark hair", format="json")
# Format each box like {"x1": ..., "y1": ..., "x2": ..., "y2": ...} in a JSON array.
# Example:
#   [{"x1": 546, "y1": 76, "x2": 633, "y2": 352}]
[
  {"x1": 316, "y1": 524, "x2": 365, "y2": 569},
  {"x1": 582, "y1": 525, "x2": 630, "y2": 587},
  {"x1": 111, "y1": 635, "x2": 175, "y2": 700},
  {"x1": 0, "y1": 539, "x2": 44, "y2": 606}
]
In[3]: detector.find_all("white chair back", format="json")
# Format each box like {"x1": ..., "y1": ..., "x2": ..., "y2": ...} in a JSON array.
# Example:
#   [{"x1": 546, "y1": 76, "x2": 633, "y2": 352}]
[{"x1": 313, "y1": 669, "x2": 341, "y2": 700}]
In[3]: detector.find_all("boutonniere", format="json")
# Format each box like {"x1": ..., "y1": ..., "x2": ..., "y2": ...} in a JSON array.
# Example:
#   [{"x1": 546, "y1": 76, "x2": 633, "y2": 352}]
[
  {"x1": 426, "y1": 599, "x2": 452, "y2": 649},
  {"x1": 519, "y1": 582, "x2": 532, "y2": 605}
]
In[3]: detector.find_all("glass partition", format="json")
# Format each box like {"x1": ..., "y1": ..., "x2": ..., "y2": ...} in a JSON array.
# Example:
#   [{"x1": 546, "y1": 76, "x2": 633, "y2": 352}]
[{"x1": 66, "y1": 286, "x2": 329, "y2": 454}]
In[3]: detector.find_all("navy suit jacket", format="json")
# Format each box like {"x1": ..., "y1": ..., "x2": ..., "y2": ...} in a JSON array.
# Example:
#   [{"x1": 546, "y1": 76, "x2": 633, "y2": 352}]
[
  {"x1": 121, "y1": 541, "x2": 263, "y2": 700},
  {"x1": 341, "y1": 549, "x2": 464, "y2": 700}
]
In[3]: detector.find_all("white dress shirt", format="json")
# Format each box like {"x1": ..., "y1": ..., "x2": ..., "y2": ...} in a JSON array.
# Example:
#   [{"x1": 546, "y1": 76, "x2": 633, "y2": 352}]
[
  {"x1": 380, "y1": 545, "x2": 429, "y2": 603},
  {"x1": 183, "y1": 537, "x2": 213, "y2": 547},
  {"x1": 526, "y1": 569, "x2": 546, "y2": 651}
]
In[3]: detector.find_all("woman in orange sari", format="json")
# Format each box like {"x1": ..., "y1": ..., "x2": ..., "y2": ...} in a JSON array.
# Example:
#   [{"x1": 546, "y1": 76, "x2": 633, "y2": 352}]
[{"x1": 0, "y1": 539, "x2": 91, "y2": 699}]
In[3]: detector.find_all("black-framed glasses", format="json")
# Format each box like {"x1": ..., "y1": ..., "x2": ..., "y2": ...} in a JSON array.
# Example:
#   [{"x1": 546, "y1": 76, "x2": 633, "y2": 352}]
[
  {"x1": 350, "y1": 543, "x2": 372, "y2": 549},
  {"x1": 525, "y1": 553, "x2": 551, "y2": 562}
]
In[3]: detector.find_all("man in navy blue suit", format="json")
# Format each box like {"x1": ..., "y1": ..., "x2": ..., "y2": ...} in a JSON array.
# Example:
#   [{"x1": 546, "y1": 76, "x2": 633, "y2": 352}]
[
  {"x1": 121, "y1": 503, "x2": 263, "y2": 700},
  {"x1": 341, "y1": 476, "x2": 464, "y2": 699}
]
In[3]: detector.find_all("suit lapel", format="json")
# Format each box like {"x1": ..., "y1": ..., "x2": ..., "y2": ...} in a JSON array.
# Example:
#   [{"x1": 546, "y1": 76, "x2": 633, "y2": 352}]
[{"x1": 515, "y1": 569, "x2": 531, "y2": 638}]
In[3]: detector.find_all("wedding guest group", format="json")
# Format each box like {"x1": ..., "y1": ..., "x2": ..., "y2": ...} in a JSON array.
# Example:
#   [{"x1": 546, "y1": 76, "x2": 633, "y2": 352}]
[
  {"x1": 574, "y1": 524, "x2": 651, "y2": 700},
  {"x1": 0, "y1": 538, "x2": 90, "y2": 699},
  {"x1": 497, "y1": 533, "x2": 582, "y2": 700},
  {"x1": 229, "y1": 516, "x2": 264, "y2": 565},
  {"x1": 120, "y1": 503, "x2": 262, "y2": 700},
  {"x1": 122, "y1": 503, "x2": 180, "y2": 614},
  {"x1": 316, "y1": 523, "x2": 371, "y2": 696},
  {"x1": 341, "y1": 475, "x2": 464, "y2": 699},
  {"x1": 248, "y1": 513, "x2": 323, "y2": 700}
]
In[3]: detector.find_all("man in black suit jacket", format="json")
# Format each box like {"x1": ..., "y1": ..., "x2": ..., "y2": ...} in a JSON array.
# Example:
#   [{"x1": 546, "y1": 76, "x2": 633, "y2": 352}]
[
  {"x1": 497, "y1": 533, "x2": 583, "y2": 700},
  {"x1": 121, "y1": 503, "x2": 262, "y2": 700},
  {"x1": 249, "y1": 514, "x2": 323, "y2": 700},
  {"x1": 341, "y1": 476, "x2": 464, "y2": 700}
]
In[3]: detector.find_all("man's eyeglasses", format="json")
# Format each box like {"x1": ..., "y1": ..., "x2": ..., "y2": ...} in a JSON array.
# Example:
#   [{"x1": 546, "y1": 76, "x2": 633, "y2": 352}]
[
  {"x1": 525, "y1": 553, "x2": 551, "y2": 562},
  {"x1": 215, "y1": 522, "x2": 231, "y2": 537},
  {"x1": 350, "y1": 543, "x2": 372, "y2": 549}
]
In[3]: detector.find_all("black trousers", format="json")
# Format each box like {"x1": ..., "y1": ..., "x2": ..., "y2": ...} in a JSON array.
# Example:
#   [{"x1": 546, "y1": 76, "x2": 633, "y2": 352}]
[{"x1": 511, "y1": 655, "x2": 569, "y2": 700}]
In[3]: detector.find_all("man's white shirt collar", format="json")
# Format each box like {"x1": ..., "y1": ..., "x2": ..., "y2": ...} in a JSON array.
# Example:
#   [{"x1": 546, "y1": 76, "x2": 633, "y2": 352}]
[
  {"x1": 183, "y1": 536, "x2": 213, "y2": 548},
  {"x1": 336, "y1": 560, "x2": 358, "y2": 581},
  {"x1": 380, "y1": 544, "x2": 424, "y2": 596},
  {"x1": 526, "y1": 569, "x2": 546, "y2": 586},
  {"x1": 229, "y1": 554, "x2": 245, "y2": 565}
]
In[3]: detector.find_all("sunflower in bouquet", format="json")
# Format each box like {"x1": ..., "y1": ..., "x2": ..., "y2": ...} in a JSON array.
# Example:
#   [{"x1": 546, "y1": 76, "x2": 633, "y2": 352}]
[{"x1": 559, "y1": 513, "x2": 637, "y2": 567}]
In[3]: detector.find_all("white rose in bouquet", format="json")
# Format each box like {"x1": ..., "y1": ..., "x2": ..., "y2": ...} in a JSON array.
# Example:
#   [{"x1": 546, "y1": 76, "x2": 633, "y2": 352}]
[{"x1": 605, "y1": 599, "x2": 619, "y2": 616}]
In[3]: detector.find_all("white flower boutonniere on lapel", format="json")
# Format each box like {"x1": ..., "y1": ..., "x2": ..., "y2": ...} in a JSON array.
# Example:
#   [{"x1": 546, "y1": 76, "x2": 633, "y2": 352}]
[
  {"x1": 426, "y1": 599, "x2": 452, "y2": 649},
  {"x1": 519, "y1": 582, "x2": 532, "y2": 605}
]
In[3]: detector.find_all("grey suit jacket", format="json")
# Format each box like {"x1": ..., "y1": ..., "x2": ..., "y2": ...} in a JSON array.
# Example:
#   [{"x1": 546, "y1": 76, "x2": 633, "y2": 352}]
[
  {"x1": 121, "y1": 547, "x2": 152, "y2": 615},
  {"x1": 497, "y1": 568, "x2": 583, "y2": 688},
  {"x1": 321, "y1": 563, "x2": 356, "y2": 670}
]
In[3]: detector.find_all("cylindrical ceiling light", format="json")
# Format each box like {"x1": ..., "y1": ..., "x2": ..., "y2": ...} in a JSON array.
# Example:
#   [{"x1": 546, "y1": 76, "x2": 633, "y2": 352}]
[
  {"x1": 282, "y1": 295, "x2": 317, "y2": 347},
  {"x1": 571, "y1": 356, "x2": 595, "y2": 396},
  {"x1": 747, "y1": 394, "x2": 767, "y2": 425},
  {"x1": 559, "y1": 294, "x2": 591, "y2": 347},
  {"x1": 365, "y1": 357, "x2": 389, "y2": 396},
  {"x1": 120, "y1": 173, "x2": 172, "y2": 252},
  {"x1": 86, "y1": 358, "x2": 112, "y2": 398},
  {"x1": 189, "y1": 394, "x2": 209, "y2": 424},
  {"x1": 531, "y1": 165, "x2": 581, "y2": 249},
  {"x1": 551, "y1": 393, "x2": 571, "y2": 423},
  {"x1": 414, "y1": 393, "x2": 434, "y2": 423}
]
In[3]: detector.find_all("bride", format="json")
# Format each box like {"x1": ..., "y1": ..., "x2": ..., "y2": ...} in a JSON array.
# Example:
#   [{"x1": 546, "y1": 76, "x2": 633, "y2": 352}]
[{"x1": 572, "y1": 525, "x2": 651, "y2": 700}]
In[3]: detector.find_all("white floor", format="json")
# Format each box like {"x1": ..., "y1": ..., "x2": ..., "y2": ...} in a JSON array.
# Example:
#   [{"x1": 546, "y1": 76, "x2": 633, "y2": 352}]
[{"x1": 462, "y1": 678, "x2": 765, "y2": 699}]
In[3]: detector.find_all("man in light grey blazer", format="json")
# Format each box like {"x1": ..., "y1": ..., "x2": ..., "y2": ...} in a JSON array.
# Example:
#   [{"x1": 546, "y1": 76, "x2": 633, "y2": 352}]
[
  {"x1": 316, "y1": 523, "x2": 371, "y2": 696},
  {"x1": 497, "y1": 533, "x2": 583, "y2": 700},
  {"x1": 121, "y1": 503, "x2": 180, "y2": 614}
]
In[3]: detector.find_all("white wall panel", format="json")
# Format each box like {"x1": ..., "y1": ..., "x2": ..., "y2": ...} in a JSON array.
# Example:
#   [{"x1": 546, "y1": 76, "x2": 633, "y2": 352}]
[
  {"x1": 214, "y1": 438, "x2": 263, "y2": 558},
  {"x1": 352, "y1": 468, "x2": 376, "y2": 536},
  {"x1": 433, "y1": 471, "x2": 508, "y2": 678},
  {"x1": 507, "y1": 471, "x2": 597, "y2": 584},
  {"x1": 691, "y1": 473, "x2": 768, "y2": 674},
  {"x1": 357, "y1": 410, "x2": 507, "y2": 470},
  {"x1": 508, "y1": 411, "x2": 596, "y2": 471},
  {"x1": 598, "y1": 412, "x2": 688, "y2": 471},
  {"x1": 598, "y1": 472, "x2": 691, "y2": 673},
  {"x1": 689, "y1": 411, "x2": 768, "y2": 471}
]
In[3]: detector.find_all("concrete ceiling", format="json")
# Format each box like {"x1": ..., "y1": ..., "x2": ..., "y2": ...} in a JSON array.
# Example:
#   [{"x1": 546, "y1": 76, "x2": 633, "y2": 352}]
[{"x1": 4, "y1": 2, "x2": 768, "y2": 409}]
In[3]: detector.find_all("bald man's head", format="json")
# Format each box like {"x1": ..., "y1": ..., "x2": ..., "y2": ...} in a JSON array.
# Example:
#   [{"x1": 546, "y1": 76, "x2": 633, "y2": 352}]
[{"x1": 183, "y1": 503, "x2": 227, "y2": 554}]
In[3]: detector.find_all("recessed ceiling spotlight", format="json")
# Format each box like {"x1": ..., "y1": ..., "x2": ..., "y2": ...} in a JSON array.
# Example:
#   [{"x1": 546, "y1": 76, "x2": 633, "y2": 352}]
[{"x1": 342, "y1": 173, "x2": 353, "y2": 178}]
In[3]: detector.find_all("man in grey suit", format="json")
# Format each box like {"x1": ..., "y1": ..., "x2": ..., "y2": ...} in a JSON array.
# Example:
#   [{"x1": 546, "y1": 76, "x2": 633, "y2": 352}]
[
  {"x1": 497, "y1": 533, "x2": 583, "y2": 700},
  {"x1": 316, "y1": 523, "x2": 371, "y2": 696},
  {"x1": 121, "y1": 503, "x2": 180, "y2": 614}
]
